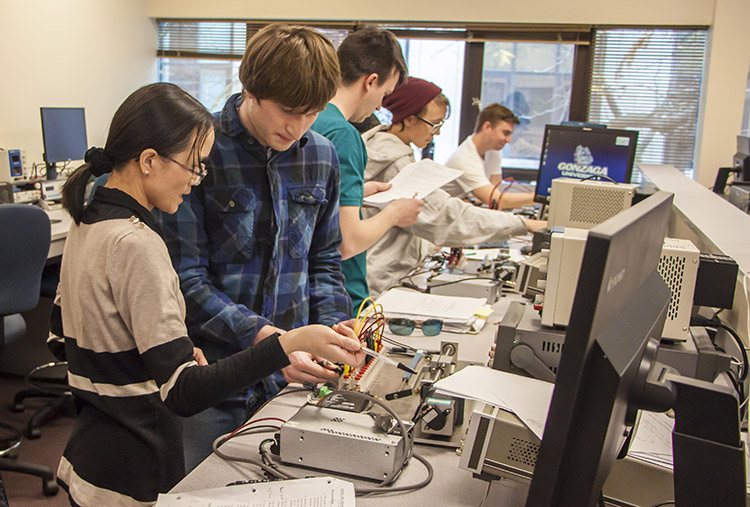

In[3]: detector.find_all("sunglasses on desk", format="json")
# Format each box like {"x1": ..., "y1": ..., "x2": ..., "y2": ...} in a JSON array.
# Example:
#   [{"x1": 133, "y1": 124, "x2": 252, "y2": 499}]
[{"x1": 387, "y1": 318, "x2": 443, "y2": 336}]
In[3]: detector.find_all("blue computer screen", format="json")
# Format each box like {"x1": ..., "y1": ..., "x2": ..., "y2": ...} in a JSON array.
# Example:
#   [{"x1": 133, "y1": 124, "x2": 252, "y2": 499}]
[
  {"x1": 40, "y1": 107, "x2": 88, "y2": 164},
  {"x1": 535, "y1": 125, "x2": 638, "y2": 202}
]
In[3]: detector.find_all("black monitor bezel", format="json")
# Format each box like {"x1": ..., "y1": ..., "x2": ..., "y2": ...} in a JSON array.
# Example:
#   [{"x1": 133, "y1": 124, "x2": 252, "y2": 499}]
[
  {"x1": 40, "y1": 107, "x2": 88, "y2": 165},
  {"x1": 525, "y1": 191, "x2": 674, "y2": 507},
  {"x1": 534, "y1": 124, "x2": 639, "y2": 204}
]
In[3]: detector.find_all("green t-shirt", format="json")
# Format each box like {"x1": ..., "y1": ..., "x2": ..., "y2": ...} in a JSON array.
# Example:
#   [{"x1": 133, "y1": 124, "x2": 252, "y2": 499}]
[{"x1": 311, "y1": 104, "x2": 369, "y2": 315}]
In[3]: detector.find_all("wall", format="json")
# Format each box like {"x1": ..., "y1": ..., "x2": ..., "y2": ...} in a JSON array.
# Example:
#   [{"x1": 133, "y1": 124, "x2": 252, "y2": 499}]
[
  {"x1": 695, "y1": 0, "x2": 750, "y2": 187},
  {"x1": 1, "y1": 1, "x2": 746, "y2": 187},
  {"x1": 146, "y1": 0, "x2": 715, "y2": 25},
  {"x1": 0, "y1": 0, "x2": 157, "y2": 167},
  {"x1": 148, "y1": 0, "x2": 750, "y2": 187}
]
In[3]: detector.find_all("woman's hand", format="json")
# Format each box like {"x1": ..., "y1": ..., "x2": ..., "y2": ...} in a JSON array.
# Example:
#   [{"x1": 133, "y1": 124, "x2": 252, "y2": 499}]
[{"x1": 279, "y1": 324, "x2": 365, "y2": 370}]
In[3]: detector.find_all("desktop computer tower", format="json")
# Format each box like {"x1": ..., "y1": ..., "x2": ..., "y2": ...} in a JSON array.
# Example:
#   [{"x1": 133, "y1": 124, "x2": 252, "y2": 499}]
[
  {"x1": 540, "y1": 232, "x2": 699, "y2": 335},
  {"x1": 657, "y1": 238, "x2": 700, "y2": 342},
  {"x1": 547, "y1": 177, "x2": 637, "y2": 229}
]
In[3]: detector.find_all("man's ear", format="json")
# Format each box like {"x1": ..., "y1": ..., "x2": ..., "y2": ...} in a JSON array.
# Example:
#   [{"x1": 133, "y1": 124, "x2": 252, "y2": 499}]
[
  {"x1": 243, "y1": 89, "x2": 259, "y2": 106},
  {"x1": 481, "y1": 120, "x2": 493, "y2": 133},
  {"x1": 138, "y1": 148, "x2": 159, "y2": 176},
  {"x1": 363, "y1": 73, "x2": 379, "y2": 91}
]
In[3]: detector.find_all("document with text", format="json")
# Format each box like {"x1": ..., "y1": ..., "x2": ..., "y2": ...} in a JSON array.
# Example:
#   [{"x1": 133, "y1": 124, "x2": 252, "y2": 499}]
[
  {"x1": 363, "y1": 159, "x2": 462, "y2": 208},
  {"x1": 156, "y1": 477, "x2": 355, "y2": 507}
]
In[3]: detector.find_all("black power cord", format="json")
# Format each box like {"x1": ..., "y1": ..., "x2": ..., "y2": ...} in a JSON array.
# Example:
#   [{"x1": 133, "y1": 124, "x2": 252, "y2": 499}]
[{"x1": 690, "y1": 315, "x2": 748, "y2": 381}]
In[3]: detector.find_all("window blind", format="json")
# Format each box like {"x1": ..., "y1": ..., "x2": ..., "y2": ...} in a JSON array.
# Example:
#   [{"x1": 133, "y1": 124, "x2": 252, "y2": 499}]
[
  {"x1": 156, "y1": 20, "x2": 591, "y2": 59},
  {"x1": 588, "y1": 28, "x2": 707, "y2": 171},
  {"x1": 157, "y1": 21, "x2": 249, "y2": 59}
]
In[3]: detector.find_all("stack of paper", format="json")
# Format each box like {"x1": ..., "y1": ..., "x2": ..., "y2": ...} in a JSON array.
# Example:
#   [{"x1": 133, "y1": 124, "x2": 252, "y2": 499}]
[
  {"x1": 363, "y1": 159, "x2": 463, "y2": 208},
  {"x1": 376, "y1": 288, "x2": 488, "y2": 334}
]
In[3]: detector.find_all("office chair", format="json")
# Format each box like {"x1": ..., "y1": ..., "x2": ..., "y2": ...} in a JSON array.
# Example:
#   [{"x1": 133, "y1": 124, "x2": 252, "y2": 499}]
[
  {"x1": 0, "y1": 204, "x2": 59, "y2": 496},
  {"x1": 11, "y1": 260, "x2": 74, "y2": 439}
]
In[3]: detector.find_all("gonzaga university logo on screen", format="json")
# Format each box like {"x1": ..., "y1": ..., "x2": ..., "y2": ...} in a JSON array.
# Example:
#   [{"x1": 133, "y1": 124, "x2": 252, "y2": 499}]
[{"x1": 557, "y1": 145, "x2": 609, "y2": 179}]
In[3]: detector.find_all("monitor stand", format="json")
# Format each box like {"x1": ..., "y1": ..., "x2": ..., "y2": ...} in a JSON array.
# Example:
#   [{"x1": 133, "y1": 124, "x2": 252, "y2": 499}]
[{"x1": 46, "y1": 163, "x2": 57, "y2": 181}]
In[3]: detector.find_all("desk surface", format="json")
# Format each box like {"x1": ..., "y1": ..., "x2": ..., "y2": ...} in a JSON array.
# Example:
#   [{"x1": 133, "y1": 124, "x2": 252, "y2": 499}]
[
  {"x1": 171, "y1": 390, "x2": 528, "y2": 506},
  {"x1": 46, "y1": 208, "x2": 72, "y2": 259},
  {"x1": 171, "y1": 299, "x2": 530, "y2": 505}
]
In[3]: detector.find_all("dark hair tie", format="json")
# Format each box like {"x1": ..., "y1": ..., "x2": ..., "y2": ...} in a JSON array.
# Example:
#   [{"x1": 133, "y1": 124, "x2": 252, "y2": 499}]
[{"x1": 84, "y1": 147, "x2": 114, "y2": 177}]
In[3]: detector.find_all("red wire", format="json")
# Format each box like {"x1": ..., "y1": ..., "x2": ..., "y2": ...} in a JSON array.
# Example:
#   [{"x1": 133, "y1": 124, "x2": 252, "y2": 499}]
[
  {"x1": 225, "y1": 416, "x2": 287, "y2": 440},
  {"x1": 491, "y1": 177, "x2": 515, "y2": 210}
]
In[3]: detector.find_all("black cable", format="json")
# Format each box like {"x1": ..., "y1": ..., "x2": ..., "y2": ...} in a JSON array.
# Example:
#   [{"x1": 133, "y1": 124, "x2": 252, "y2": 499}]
[
  {"x1": 715, "y1": 323, "x2": 748, "y2": 381},
  {"x1": 213, "y1": 389, "x2": 434, "y2": 496},
  {"x1": 690, "y1": 316, "x2": 748, "y2": 381},
  {"x1": 425, "y1": 276, "x2": 496, "y2": 290},
  {"x1": 581, "y1": 174, "x2": 617, "y2": 184},
  {"x1": 650, "y1": 501, "x2": 675, "y2": 507},
  {"x1": 725, "y1": 369, "x2": 746, "y2": 420}
]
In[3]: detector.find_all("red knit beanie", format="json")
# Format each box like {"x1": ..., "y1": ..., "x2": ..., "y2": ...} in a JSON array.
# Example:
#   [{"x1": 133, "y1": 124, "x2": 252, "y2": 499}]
[{"x1": 382, "y1": 77, "x2": 442, "y2": 125}]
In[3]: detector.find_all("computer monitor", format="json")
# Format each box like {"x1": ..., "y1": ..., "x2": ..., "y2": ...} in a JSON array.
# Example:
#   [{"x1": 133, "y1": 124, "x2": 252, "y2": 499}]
[
  {"x1": 534, "y1": 124, "x2": 638, "y2": 203},
  {"x1": 40, "y1": 107, "x2": 88, "y2": 180},
  {"x1": 525, "y1": 190, "x2": 746, "y2": 506}
]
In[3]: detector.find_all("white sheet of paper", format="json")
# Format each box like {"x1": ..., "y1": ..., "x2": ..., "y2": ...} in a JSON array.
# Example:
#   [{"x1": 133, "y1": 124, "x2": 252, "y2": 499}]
[
  {"x1": 627, "y1": 411, "x2": 675, "y2": 469},
  {"x1": 630, "y1": 411, "x2": 750, "y2": 493},
  {"x1": 376, "y1": 288, "x2": 486, "y2": 323},
  {"x1": 156, "y1": 477, "x2": 355, "y2": 507},
  {"x1": 434, "y1": 365, "x2": 554, "y2": 439},
  {"x1": 363, "y1": 159, "x2": 462, "y2": 207}
]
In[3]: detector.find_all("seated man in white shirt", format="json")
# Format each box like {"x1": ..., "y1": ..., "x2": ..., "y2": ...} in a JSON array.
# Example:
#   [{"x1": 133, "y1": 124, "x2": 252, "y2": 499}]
[{"x1": 444, "y1": 103, "x2": 535, "y2": 210}]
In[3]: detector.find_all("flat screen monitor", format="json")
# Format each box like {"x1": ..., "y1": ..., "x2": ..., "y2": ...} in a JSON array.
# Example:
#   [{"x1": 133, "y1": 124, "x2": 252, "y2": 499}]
[
  {"x1": 525, "y1": 191, "x2": 674, "y2": 507},
  {"x1": 40, "y1": 107, "x2": 88, "y2": 178},
  {"x1": 534, "y1": 124, "x2": 638, "y2": 203}
]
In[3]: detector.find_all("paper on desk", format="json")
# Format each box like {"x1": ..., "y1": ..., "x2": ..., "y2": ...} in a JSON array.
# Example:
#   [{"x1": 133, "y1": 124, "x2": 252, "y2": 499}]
[
  {"x1": 627, "y1": 411, "x2": 675, "y2": 469},
  {"x1": 155, "y1": 477, "x2": 355, "y2": 507},
  {"x1": 628, "y1": 411, "x2": 750, "y2": 493},
  {"x1": 376, "y1": 288, "x2": 486, "y2": 323},
  {"x1": 434, "y1": 365, "x2": 554, "y2": 439},
  {"x1": 363, "y1": 159, "x2": 462, "y2": 207}
]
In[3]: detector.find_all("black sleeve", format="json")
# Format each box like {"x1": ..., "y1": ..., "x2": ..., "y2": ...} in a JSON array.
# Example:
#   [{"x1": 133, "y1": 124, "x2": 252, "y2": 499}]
[{"x1": 152, "y1": 334, "x2": 290, "y2": 417}]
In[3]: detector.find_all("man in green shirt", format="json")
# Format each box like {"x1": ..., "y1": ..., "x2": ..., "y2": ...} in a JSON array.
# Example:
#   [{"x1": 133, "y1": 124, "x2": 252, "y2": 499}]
[{"x1": 312, "y1": 28, "x2": 422, "y2": 313}]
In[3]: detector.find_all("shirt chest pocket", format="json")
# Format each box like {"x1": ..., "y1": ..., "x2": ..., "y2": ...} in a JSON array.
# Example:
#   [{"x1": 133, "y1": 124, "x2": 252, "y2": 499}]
[
  {"x1": 287, "y1": 185, "x2": 327, "y2": 259},
  {"x1": 204, "y1": 186, "x2": 256, "y2": 263}
]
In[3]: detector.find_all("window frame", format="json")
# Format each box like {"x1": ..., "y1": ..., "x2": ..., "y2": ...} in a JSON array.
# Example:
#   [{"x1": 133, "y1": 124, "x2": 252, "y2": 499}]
[{"x1": 156, "y1": 20, "x2": 708, "y2": 180}]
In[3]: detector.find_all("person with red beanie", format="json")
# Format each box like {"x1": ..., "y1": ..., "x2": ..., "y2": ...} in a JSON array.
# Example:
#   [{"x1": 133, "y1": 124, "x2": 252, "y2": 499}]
[{"x1": 361, "y1": 77, "x2": 547, "y2": 297}]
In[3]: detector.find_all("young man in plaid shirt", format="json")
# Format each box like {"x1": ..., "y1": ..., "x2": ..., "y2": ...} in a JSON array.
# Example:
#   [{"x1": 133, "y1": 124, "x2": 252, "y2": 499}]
[{"x1": 156, "y1": 24, "x2": 352, "y2": 472}]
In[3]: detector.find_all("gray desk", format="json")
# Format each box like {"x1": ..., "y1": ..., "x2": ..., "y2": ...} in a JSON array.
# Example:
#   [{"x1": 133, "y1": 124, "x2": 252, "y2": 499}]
[
  {"x1": 171, "y1": 391, "x2": 528, "y2": 506},
  {"x1": 171, "y1": 298, "x2": 531, "y2": 505}
]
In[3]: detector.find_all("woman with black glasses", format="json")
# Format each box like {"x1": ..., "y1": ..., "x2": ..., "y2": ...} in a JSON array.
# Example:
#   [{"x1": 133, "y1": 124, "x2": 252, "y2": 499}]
[{"x1": 54, "y1": 82, "x2": 364, "y2": 507}]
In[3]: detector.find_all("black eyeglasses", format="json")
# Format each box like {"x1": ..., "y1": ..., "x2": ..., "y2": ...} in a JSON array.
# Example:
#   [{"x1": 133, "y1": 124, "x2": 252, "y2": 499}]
[
  {"x1": 414, "y1": 115, "x2": 445, "y2": 134},
  {"x1": 162, "y1": 155, "x2": 207, "y2": 186}
]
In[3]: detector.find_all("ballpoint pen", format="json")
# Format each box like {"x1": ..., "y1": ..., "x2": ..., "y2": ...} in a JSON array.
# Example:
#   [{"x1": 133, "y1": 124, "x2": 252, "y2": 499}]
[{"x1": 360, "y1": 345, "x2": 417, "y2": 374}]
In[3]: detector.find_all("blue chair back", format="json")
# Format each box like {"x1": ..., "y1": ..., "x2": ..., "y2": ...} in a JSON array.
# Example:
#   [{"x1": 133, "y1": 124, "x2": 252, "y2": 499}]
[{"x1": 0, "y1": 205, "x2": 51, "y2": 317}]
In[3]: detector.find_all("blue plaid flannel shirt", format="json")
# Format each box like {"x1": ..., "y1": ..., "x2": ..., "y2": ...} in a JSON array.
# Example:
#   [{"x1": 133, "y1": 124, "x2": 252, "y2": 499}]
[{"x1": 155, "y1": 93, "x2": 352, "y2": 403}]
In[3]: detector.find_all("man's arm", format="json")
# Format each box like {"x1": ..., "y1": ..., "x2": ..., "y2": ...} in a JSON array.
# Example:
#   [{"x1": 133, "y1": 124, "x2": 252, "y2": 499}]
[
  {"x1": 407, "y1": 188, "x2": 530, "y2": 247},
  {"x1": 339, "y1": 198, "x2": 422, "y2": 260},
  {"x1": 471, "y1": 184, "x2": 536, "y2": 209}
]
